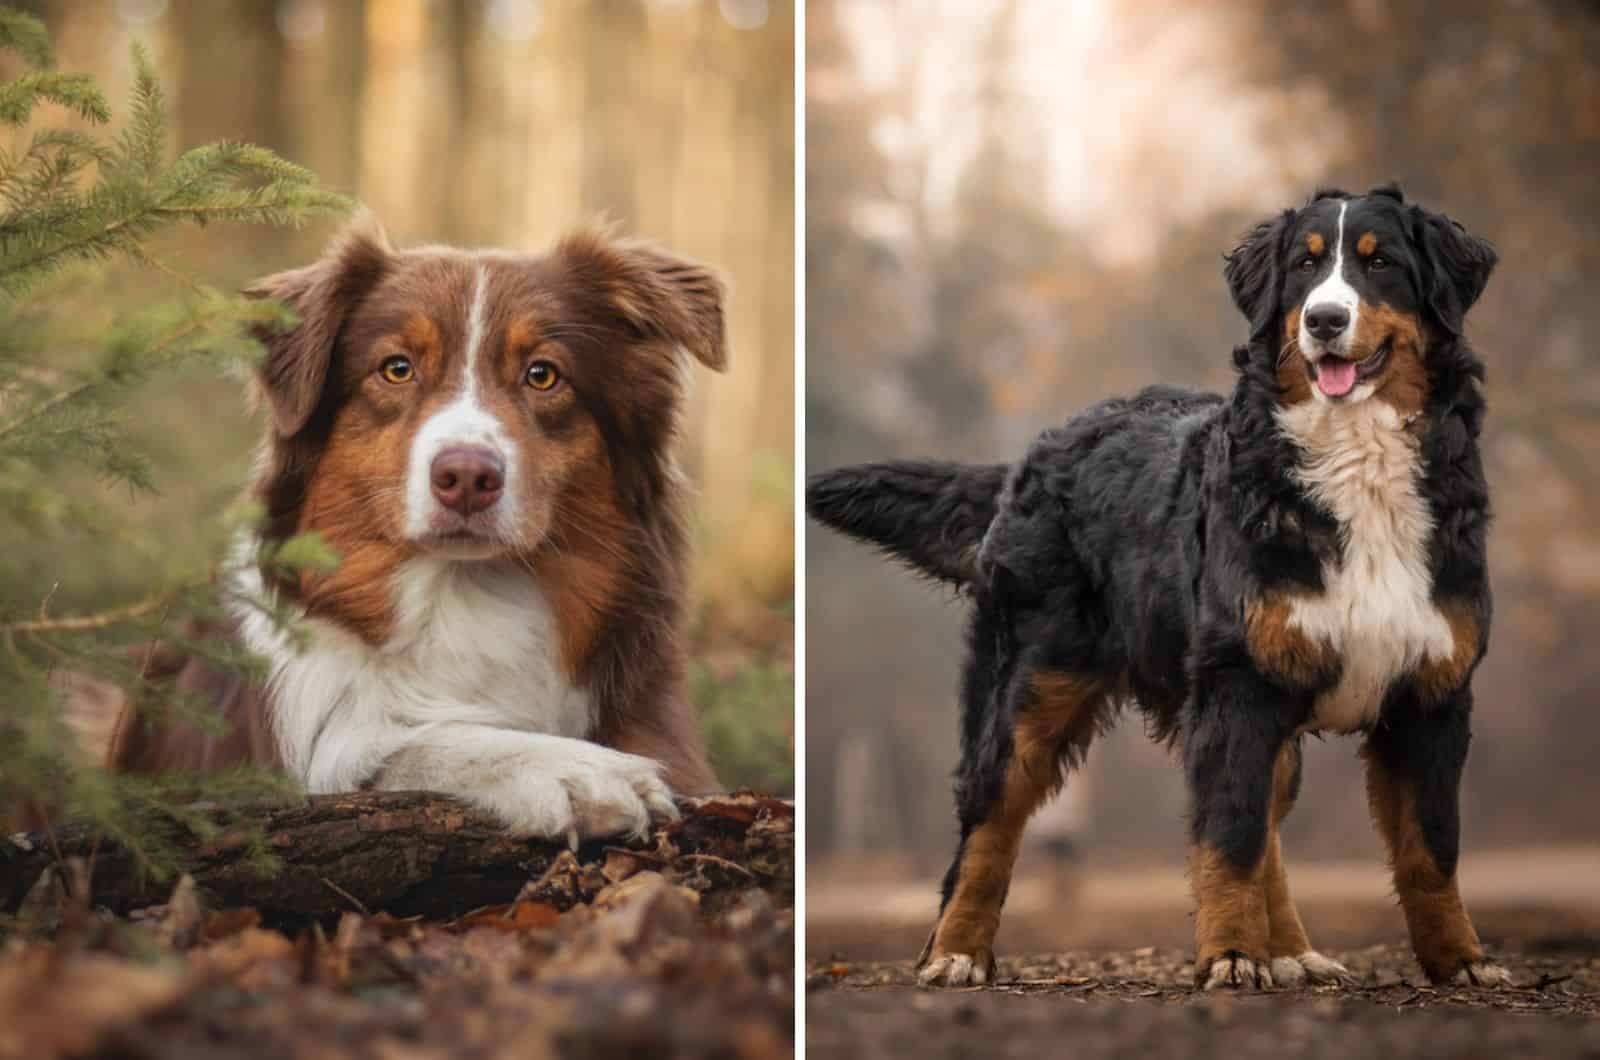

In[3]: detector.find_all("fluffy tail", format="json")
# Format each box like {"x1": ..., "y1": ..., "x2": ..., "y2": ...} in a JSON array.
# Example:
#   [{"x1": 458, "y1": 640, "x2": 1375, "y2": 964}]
[{"x1": 806, "y1": 460, "x2": 1008, "y2": 587}]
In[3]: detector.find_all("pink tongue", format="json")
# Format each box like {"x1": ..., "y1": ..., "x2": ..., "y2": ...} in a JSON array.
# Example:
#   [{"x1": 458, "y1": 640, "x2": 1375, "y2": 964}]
[{"x1": 1316, "y1": 358, "x2": 1357, "y2": 397}]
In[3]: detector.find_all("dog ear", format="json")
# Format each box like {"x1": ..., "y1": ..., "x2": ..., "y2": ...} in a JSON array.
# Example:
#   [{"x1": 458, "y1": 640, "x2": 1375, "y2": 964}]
[
  {"x1": 1223, "y1": 209, "x2": 1295, "y2": 348},
  {"x1": 1413, "y1": 208, "x2": 1496, "y2": 336},
  {"x1": 244, "y1": 211, "x2": 394, "y2": 437},
  {"x1": 558, "y1": 231, "x2": 729, "y2": 372}
]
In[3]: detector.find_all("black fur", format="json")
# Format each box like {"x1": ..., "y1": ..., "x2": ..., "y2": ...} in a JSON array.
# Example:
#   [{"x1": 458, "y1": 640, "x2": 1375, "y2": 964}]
[
  {"x1": 806, "y1": 460, "x2": 1008, "y2": 586},
  {"x1": 808, "y1": 186, "x2": 1498, "y2": 962}
]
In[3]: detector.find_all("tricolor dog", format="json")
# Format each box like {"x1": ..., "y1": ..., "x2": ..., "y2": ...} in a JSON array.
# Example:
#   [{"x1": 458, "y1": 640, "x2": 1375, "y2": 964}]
[
  {"x1": 111, "y1": 214, "x2": 727, "y2": 841},
  {"x1": 808, "y1": 185, "x2": 1507, "y2": 989}
]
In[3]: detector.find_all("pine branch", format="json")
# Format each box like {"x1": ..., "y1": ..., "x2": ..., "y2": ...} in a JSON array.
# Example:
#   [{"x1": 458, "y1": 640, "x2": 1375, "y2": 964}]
[
  {"x1": 0, "y1": 583, "x2": 200, "y2": 635},
  {"x1": 0, "y1": 305, "x2": 241, "y2": 441},
  {"x1": 0, "y1": 8, "x2": 51, "y2": 70}
]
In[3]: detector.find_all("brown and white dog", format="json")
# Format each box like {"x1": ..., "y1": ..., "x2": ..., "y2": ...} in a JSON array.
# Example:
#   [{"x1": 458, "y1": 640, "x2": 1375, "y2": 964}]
[{"x1": 109, "y1": 214, "x2": 726, "y2": 840}]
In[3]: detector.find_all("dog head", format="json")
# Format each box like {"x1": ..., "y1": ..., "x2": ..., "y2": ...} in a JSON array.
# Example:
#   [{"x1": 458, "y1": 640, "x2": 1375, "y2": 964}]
[
  {"x1": 245, "y1": 214, "x2": 726, "y2": 635},
  {"x1": 1224, "y1": 184, "x2": 1496, "y2": 412}
]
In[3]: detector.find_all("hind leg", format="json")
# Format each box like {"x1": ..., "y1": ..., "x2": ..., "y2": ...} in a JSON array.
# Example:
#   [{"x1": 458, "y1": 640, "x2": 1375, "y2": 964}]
[
  {"x1": 918, "y1": 669, "x2": 1105, "y2": 986},
  {"x1": 1263, "y1": 740, "x2": 1352, "y2": 986}
]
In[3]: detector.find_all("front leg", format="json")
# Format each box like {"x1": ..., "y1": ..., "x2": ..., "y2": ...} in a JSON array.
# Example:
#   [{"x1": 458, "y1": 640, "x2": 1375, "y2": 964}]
[
  {"x1": 374, "y1": 723, "x2": 680, "y2": 842},
  {"x1": 1185, "y1": 665, "x2": 1300, "y2": 991},
  {"x1": 1363, "y1": 687, "x2": 1509, "y2": 986}
]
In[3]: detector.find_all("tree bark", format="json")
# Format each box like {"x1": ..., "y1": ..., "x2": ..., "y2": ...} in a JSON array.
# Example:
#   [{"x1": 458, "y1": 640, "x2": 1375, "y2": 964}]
[{"x1": 2, "y1": 791, "x2": 793, "y2": 929}]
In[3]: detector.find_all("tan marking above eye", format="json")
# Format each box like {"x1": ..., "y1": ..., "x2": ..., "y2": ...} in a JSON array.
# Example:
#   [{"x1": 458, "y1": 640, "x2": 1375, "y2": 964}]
[
  {"x1": 1357, "y1": 232, "x2": 1378, "y2": 256},
  {"x1": 1306, "y1": 232, "x2": 1325, "y2": 256}
]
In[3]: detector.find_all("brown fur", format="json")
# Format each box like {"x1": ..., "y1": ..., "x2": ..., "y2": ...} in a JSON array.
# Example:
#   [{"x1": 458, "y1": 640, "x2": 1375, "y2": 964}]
[
  {"x1": 1363, "y1": 746, "x2": 1487, "y2": 981},
  {"x1": 1413, "y1": 602, "x2": 1482, "y2": 705},
  {"x1": 1264, "y1": 743, "x2": 1312, "y2": 958},
  {"x1": 1358, "y1": 302, "x2": 1430, "y2": 418},
  {"x1": 1306, "y1": 232, "x2": 1325, "y2": 256},
  {"x1": 1190, "y1": 841, "x2": 1271, "y2": 983},
  {"x1": 921, "y1": 672, "x2": 1107, "y2": 974},
  {"x1": 1244, "y1": 592, "x2": 1340, "y2": 687},
  {"x1": 1357, "y1": 231, "x2": 1378, "y2": 256},
  {"x1": 1277, "y1": 307, "x2": 1312, "y2": 405},
  {"x1": 109, "y1": 216, "x2": 728, "y2": 796}
]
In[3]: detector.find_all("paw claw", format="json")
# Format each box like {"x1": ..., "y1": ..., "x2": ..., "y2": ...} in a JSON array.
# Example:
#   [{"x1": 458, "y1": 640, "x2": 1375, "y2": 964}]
[
  {"x1": 1201, "y1": 953, "x2": 1273, "y2": 991},
  {"x1": 1455, "y1": 959, "x2": 1513, "y2": 988},
  {"x1": 1272, "y1": 951, "x2": 1352, "y2": 988}
]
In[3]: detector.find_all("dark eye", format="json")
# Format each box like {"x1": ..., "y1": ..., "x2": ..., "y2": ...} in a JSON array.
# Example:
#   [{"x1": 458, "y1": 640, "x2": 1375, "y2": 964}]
[
  {"x1": 525, "y1": 360, "x2": 560, "y2": 391},
  {"x1": 380, "y1": 355, "x2": 414, "y2": 384},
  {"x1": 1369, "y1": 255, "x2": 1389, "y2": 271},
  {"x1": 1296, "y1": 256, "x2": 1316, "y2": 272}
]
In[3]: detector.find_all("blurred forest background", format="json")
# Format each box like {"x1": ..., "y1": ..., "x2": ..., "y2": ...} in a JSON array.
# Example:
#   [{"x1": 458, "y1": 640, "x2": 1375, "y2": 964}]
[
  {"x1": 2, "y1": 0, "x2": 794, "y2": 794},
  {"x1": 807, "y1": 0, "x2": 1600, "y2": 877}
]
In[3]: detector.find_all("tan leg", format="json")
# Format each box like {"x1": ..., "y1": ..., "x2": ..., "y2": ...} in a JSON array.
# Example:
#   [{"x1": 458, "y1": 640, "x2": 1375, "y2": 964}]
[
  {"x1": 1191, "y1": 840, "x2": 1273, "y2": 988},
  {"x1": 1363, "y1": 747, "x2": 1509, "y2": 986},
  {"x1": 918, "y1": 672, "x2": 1104, "y2": 986},
  {"x1": 1263, "y1": 742, "x2": 1351, "y2": 986}
]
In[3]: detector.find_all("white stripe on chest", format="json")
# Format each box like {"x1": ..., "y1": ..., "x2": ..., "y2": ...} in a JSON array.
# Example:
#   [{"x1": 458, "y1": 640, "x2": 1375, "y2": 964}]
[{"x1": 1275, "y1": 399, "x2": 1455, "y2": 732}]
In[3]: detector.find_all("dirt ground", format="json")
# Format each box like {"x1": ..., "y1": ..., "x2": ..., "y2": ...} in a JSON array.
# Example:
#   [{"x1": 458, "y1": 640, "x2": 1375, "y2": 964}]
[{"x1": 807, "y1": 847, "x2": 1600, "y2": 1058}]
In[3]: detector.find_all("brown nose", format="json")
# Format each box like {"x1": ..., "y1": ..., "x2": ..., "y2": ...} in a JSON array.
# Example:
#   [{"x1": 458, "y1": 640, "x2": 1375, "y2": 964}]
[{"x1": 430, "y1": 446, "x2": 505, "y2": 515}]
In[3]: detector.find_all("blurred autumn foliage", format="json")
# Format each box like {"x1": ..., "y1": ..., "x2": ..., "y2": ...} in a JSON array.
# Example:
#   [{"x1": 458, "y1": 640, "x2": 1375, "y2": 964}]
[{"x1": 806, "y1": 0, "x2": 1600, "y2": 861}]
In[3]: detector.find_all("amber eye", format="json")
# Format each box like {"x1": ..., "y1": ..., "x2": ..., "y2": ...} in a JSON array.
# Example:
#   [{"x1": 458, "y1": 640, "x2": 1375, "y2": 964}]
[
  {"x1": 380, "y1": 355, "x2": 414, "y2": 384},
  {"x1": 1296, "y1": 256, "x2": 1316, "y2": 272},
  {"x1": 1369, "y1": 255, "x2": 1389, "y2": 271},
  {"x1": 526, "y1": 360, "x2": 560, "y2": 391}
]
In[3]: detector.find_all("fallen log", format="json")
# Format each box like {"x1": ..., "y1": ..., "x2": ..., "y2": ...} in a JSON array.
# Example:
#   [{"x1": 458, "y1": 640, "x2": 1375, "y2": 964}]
[{"x1": 1, "y1": 790, "x2": 793, "y2": 928}]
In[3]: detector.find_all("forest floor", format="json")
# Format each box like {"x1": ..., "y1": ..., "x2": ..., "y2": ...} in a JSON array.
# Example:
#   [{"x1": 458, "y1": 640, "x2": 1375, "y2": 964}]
[
  {"x1": 1, "y1": 795, "x2": 794, "y2": 1060},
  {"x1": 807, "y1": 847, "x2": 1600, "y2": 1058}
]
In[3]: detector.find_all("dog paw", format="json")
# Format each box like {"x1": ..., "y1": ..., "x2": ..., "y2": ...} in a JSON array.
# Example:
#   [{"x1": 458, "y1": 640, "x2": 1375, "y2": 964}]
[
  {"x1": 1453, "y1": 959, "x2": 1513, "y2": 988},
  {"x1": 917, "y1": 952, "x2": 993, "y2": 987},
  {"x1": 1199, "y1": 952, "x2": 1274, "y2": 991},
  {"x1": 560, "y1": 748, "x2": 679, "y2": 840},
  {"x1": 493, "y1": 746, "x2": 678, "y2": 842},
  {"x1": 1270, "y1": 951, "x2": 1352, "y2": 988}
]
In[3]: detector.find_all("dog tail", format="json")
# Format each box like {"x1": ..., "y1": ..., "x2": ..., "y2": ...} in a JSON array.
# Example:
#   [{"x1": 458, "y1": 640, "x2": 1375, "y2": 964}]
[{"x1": 806, "y1": 460, "x2": 1008, "y2": 587}]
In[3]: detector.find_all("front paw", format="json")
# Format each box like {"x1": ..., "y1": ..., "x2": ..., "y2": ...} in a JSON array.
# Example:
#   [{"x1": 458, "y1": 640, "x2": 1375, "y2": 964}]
[
  {"x1": 1270, "y1": 950, "x2": 1353, "y2": 987},
  {"x1": 1197, "y1": 951, "x2": 1274, "y2": 991},
  {"x1": 497, "y1": 747, "x2": 678, "y2": 842},
  {"x1": 1451, "y1": 958, "x2": 1513, "y2": 988},
  {"x1": 917, "y1": 950, "x2": 994, "y2": 987}
]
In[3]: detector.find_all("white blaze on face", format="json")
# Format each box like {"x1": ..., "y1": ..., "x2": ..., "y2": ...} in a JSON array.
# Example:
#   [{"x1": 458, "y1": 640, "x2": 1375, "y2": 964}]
[
  {"x1": 1296, "y1": 200, "x2": 1375, "y2": 404},
  {"x1": 404, "y1": 264, "x2": 518, "y2": 544},
  {"x1": 1298, "y1": 201, "x2": 1359, "y2": 360}
]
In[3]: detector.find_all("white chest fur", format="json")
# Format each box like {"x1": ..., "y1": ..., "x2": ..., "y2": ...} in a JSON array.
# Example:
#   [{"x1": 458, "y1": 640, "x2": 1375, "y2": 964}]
[
  {"x1": 232, "y1": 550, "x2": 593, "y2": 792},
  {"x1": 1275, "y1": 399, "x2": 1455, "y2": 732}
]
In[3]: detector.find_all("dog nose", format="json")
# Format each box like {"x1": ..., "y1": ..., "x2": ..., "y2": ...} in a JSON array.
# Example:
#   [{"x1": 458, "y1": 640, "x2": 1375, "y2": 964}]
[
  {"x1": 1303, "y1": 304, "x2": 1351, "y2": 342},
  {"x1": 430, "y1": 446, "x2": 505, "y2": 515}
]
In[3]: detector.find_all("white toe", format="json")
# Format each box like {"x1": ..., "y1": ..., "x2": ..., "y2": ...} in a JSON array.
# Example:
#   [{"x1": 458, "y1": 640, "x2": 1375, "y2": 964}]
[
  {"x1": 918, "y1": 952, "x2": 987, "y2": 987},
  {"x1": 1297, "y1": 950, "x2": 1352, "y2": 984},
  {"x1": 1204, "y1": 955, "x2": 1272, "y2": 991},
  {"x1": 1270, "y1": 956, "x2": 1307, "y2": 987},
  {"x1": 1455, "y1": 960, "x2": 1513, "y2": 987}
]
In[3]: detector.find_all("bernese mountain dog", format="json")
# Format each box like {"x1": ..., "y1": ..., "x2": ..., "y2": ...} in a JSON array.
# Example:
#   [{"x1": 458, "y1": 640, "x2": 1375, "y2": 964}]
[{"x1": 807, "y1": 184, "x2": 1507, "y2": 990}]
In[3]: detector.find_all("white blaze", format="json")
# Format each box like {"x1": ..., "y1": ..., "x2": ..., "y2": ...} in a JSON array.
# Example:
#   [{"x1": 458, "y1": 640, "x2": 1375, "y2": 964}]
[{"x1": 403, "y1": 265, "x2": 518, "y2": 539}]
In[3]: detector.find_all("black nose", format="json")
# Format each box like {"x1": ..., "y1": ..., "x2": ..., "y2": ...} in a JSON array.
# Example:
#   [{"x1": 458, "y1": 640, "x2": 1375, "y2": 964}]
[
  {"x1": 430, "y1": 446, "x2": 505, "y2": 515},
  {"x1": 1303, "y1": 304, "x2": 1351, "y2": 342}
]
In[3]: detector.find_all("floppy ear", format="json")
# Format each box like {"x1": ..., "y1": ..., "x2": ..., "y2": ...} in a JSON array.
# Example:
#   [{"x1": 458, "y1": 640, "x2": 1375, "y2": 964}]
[
  {"x1": 244, "y1": 211, "x2": 394, "y2": 437},
  {"x1": 557, "y1": 231, "x2": 729, "y2": 371},
  {"x1": 1413, "y1": 208, "x2": 1497, "y2": 336},
  {"x1": 1223, "y1": 208, "x2": 1295, "y2": 348}
]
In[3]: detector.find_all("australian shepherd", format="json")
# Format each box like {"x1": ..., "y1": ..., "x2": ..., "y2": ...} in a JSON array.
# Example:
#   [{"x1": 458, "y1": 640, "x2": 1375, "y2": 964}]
[
  {"x1": 110, "y1": 214, "x2": 727, "y2": 842},
  {"x1": 807, "y1": 185, "x2": 1508, "y2": 990}
]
